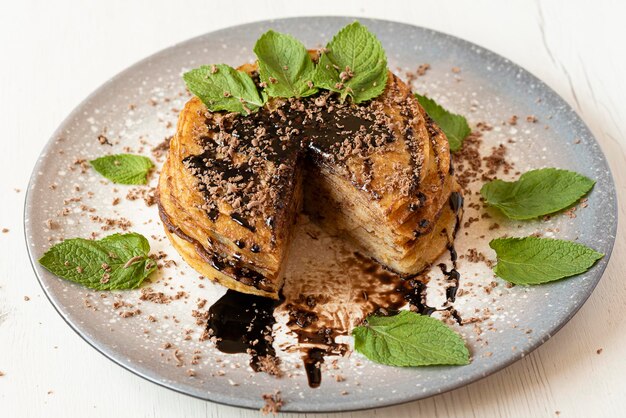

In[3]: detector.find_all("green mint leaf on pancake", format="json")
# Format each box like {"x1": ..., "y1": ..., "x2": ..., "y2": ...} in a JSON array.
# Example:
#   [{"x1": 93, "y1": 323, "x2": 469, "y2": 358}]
[
  {"x1": 489, "y1": 237, "x2": 603, "y2": 285},
  {"x1": 352, "y1": 311, "x2": 470, "y2": 367},
  {"x1": 183, "y1": 64, "x2": 265, "y2": 114},
  {"x1": 313, "y1": 21, "x2": 388, "y2": 104},
  {"x1": 38, "y1": 233, "x2": 156, "y2": 291},
  {"x1": 90, "y1": 154, "x2": 153, "y2": 185},
  {"x1": 254, "y1": 30, "x2": 317, "y2": 98},
  {"x1": 415, "y1": 94, "x2": 470, "y2": 152},
  {"x1": 480, "y1": 168, "x2": 595, "y2": 220}
]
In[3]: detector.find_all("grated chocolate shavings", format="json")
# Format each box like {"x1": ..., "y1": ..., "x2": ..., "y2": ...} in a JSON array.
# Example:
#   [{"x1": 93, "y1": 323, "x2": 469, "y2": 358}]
[{"x1": 260, "y1": 391, "x2": 284, "y2": 415}]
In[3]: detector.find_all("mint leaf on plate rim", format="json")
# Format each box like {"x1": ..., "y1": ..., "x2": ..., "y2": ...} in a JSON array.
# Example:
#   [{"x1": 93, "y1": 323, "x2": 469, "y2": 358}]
[
  {"x1": 489, "y1": 236, "x2": 604, "y2": 285},
  {"x1": 38, "y1": 232, "x2": 156, "y2": 291},
  {"x1": 90, "y1": 154, "x2": 154, "y2": 185},
  {"x1": 480, "y1": 168, "x2": 595, "y2": 220}
]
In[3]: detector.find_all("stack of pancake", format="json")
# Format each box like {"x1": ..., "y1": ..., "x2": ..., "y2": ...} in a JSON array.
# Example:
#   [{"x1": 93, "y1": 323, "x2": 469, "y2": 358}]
[{"x1": 158, "y1": 60, "x2": 462, "y2": 299}]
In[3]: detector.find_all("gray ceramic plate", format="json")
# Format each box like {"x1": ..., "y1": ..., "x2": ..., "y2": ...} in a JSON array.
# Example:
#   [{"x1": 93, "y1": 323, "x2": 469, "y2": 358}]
[{"x1": 25, "y1": 17, "x2": 617, "y2": 412}]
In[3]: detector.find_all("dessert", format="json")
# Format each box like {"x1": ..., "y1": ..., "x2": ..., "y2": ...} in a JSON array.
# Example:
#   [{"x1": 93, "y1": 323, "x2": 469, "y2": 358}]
[
  {"x1": 33, "y1": 20, "x2": 607, "y2": 402},
  {"x1": 158, "y1": 56, "x2": 462, "y2": 299}
]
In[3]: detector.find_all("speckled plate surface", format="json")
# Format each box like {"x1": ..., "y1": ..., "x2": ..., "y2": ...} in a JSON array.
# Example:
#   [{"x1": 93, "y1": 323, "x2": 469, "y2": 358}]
[{"x1": 25, "y1": 17, "x2": 617, "y2": 412}]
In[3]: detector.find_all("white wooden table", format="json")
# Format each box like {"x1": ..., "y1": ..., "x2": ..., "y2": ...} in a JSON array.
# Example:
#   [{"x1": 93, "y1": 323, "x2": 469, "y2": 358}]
[{"x1": 1, "y1": 0, "x2": 625, "y2": 416}]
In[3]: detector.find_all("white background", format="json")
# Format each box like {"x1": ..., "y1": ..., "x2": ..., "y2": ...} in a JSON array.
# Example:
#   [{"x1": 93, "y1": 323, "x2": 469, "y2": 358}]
[{"x1": 1, "y1": 0, "x2": 625, "y2": 417}]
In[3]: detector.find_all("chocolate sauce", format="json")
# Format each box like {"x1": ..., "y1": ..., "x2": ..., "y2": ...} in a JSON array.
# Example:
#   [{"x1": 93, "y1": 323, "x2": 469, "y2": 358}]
[
  {"x1": 449, "y1": 191, "x2": 464, "y2": 236},
  {"x1": 207, "y1": 208, "x2": 219, "y2": 221},
  {"x1": 303, "y1": 348, "x2": 325, "y2": 388},
  {"x1": 439, "y1": 191, "x2": 463, "y2": 304},
  {"x1": 439, "y1": 255, "x2": 461, "y2": 303},
  {"x1": 230, "y1": 212, "x2": 256, "y2": 232},
  {"x1": 401, "y1": 277, "x2": 436, "y2": 316},
  {"x1": 444, "y1": 306, "x2": 463, "y2": 325},
  {"x1": 206, "y1": 290, "x2": 280, "y2": 371}
]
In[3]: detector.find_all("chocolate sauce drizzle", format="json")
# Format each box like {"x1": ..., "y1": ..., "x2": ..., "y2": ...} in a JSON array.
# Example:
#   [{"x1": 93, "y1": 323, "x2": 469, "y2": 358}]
[
  {"x1": 206, "y1": 290, "x2": 280, "y2": 371},
  {"x1": 303, "y1": 348, "x2": 325, "y2": 388}
]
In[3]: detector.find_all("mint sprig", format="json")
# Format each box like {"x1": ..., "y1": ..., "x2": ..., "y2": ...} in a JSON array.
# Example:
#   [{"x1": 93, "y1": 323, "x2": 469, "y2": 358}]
[
  {"x1": 490, "y1": 237, "x2": 603, "y2": 285},
  {"x1": 312, "y1": 21, "x2": 388, "y2": 103},
  {"x1": 415, "y1": 94, "x2": 470, "y2": 152},
  {"x1": 480, "y1": 168, "x2": 595, "y2": 220},
  {"x1": 254, "y1": 30, "x2": 317, "y2": 98},
  {"x1": 352, "y1": 311, "x2": 470, "y2": 367},
  {"x1": 38, "y1": 233, "x2": 156, "y2": 290},
  {"x1": 184, "y1": 22, "x2": 390, "y2": 111},
  {"x1": 90, "y1": 154, "x2": 154, "y2": 185},
  {"x1": 183, "y1": 64, "x2": 265, "y2": 115}
]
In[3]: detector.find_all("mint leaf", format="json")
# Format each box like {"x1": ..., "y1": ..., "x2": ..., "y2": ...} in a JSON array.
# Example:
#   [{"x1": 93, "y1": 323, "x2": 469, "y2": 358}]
[
  {"x1": 480, "y1": 168, "x2": 595, "y2": 220},
  {"x1": 38, "y1": 233, "x2": 156, "y2": 290},
  {"x1": 352, "y1": 311, "x2": 470, "y2": 367},
  {"x1": 90, "y1": 154, "x2": 154, "y2": 185},
  {"x1": 415, "y1": 94, "x2": 470, "y2": 152},
  {"x1": 254, "y1": 30, "x2": 317, "y2": 98},
  {"x1": 183, "y1": 64, "x2": 264, "y2": 114},
  {"x1": 490, "y1": 237, "x2": 603, "y2": 285},
  {"x1": 313, "y1": 21, "x2": 388, "y2": 103}
]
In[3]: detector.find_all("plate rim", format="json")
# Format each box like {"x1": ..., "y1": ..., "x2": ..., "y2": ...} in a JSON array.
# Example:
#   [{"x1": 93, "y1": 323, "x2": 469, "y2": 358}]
[{"x1": 24, "y1": 15, "x2": 618, "y2": 413}]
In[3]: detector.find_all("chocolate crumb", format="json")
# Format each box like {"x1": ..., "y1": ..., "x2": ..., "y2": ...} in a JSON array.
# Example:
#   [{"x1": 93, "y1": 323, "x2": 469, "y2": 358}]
[
  {"x1": 173, "y1": 349, "x2": 184, "y2": 366},
  {"x1": 257, "y1": 355, "x2": 283, "y2": 377},
  {"x1": 97, "y1": 134, "x2": 112, "y2": 146},
  {"x1": 119, "y1": 309, "x2": 141, "y2": 318},
  {"x1": 416, "y1": 63, "x2": 431, "y2": 76},
  {"x1": 45, "y1": 219, "x2": 59, "y2": 230},
  {"x1": 261, "y1": 391, "x2": 283, "y2": 415}
]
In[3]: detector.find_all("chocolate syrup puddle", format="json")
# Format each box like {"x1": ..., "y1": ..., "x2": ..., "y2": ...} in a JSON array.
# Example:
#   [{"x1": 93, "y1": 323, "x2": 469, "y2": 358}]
[{"x1": 206, "y1": 290, "x2": 280, "y2": 372}]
